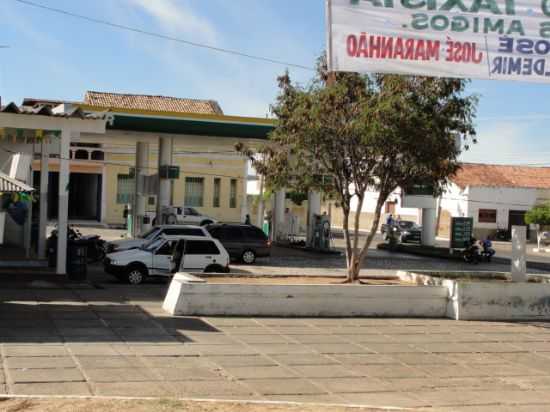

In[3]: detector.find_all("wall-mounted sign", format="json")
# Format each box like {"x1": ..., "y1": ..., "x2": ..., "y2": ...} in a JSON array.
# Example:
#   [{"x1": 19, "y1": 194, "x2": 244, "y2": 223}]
[{"x1": 327, "y1": 0, "x2": 550, "y2": 83}]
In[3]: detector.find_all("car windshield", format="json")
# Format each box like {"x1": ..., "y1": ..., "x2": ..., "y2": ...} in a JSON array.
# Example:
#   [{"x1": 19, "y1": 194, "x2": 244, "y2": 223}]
[
  {"x1": 398, "y1": 221, "x2": 415, "y2": 229},
  {"x1": 141, "y1": 227, "x2": 160, "y2": 240},
  {"x1": 143, "y1": 238, "x2": 164, "y2": 251}
]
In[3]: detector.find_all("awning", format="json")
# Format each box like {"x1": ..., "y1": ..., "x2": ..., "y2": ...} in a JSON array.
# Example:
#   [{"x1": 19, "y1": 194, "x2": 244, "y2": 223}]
[{"x1": 0, "y1": 171, "x2": 34, "y2": 193}]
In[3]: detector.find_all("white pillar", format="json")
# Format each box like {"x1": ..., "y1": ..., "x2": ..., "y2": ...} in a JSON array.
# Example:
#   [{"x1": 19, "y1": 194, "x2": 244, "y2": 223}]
[
  {"x1": 157, "y1": 136, "x2": 172, "y2": 223},
  {"x1": 256, "y1": 175, "x2": 265, "y2": 228},
  {"x1": 307, "y1": 191, "x2": 322, "y2": 247},
  {"x1": 134, "y1": 142, "x2": 149, "y2": 236},
  {"x1": 24, "y1": 166, "x2": 33, "y2": 258},
  {"x1": 240, "y1": 160, "x2": 249, "y2": 223},
  {"x1": 421, "y1": 208, "x2": 437, "y2": 247},
  {"x1": 511, "y1": 225, "x2": 527, "y2": 282},
  {"x1": 56, "y1": 128, "x2": 71, "y2": 275},
  {"x1": 38, "y1": 137, "x2": 49, "y2": 258},
  {"x1": 273, "y1": 189, "x2": 286, "y2": 242}
]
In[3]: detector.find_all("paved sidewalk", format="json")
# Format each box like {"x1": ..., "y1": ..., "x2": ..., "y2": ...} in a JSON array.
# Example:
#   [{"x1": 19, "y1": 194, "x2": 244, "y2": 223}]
[{"x1": 1, "y1": 280, "x2": 550, "y2": 410}]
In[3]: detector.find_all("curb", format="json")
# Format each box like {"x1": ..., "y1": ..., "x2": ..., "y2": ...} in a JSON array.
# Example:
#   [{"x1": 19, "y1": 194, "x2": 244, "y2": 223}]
[{"x1": 377, "y1": 243, "x2": 550, "y2": 272}]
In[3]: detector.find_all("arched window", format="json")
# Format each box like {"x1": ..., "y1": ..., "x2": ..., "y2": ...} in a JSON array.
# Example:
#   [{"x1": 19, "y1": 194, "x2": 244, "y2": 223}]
[
  {"x1": 91, "y1": 150, "x2": 104, "y2": 161},
  {"x1": 75, "y1": 150, "x2": 89, "y2": 160}
]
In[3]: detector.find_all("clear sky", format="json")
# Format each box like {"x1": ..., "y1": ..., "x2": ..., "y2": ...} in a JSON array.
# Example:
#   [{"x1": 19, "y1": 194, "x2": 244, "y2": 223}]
[{"x1": 1, "y1": 0, "x2": 550, "y2": 165}]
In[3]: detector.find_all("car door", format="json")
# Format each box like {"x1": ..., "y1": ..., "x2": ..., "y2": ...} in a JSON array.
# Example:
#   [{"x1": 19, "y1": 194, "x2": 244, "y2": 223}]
[
  {"x1": 242, "y1": 226, "x2": 269, "y2": 256},
  {"x1": 151, "y1": 240, "x2": 176, "y2": 275},
  {"x1": 215, "y1": 226, "x2": 244, "y2": 259},
  {"x1": 182, "y1": 240, "x2": 219, "y2": 270}
]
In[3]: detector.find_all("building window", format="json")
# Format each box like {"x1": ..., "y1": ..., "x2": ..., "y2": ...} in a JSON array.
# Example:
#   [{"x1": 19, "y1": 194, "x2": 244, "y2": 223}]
[
  {"x1": 117, "y1": 174, "x2": 134, "y2": 204},
  {"x1": 148, "y1": 196, "x2": 156, "y2": 206},
  {"x1": 213, "y1": 178, "x2": 221, "y2": 208},
  {"x1": 74, "y1": 149, "x2": 89, "y2": 160},
  {"x1": 385, "y1": 201, "x2": 397, "y2": 214},
  {"x1": 185, "y1": 177, "x2": 204, "y2": 207},
  {"x1": 91, "y1": 150, "x2": 104, "y2": 161},
  {"x1": 479, "y1": 209, "x2": 497, "y2": 223},
  {"x1": 229, "y1": 179, "x2": 237, "y2": 208}
]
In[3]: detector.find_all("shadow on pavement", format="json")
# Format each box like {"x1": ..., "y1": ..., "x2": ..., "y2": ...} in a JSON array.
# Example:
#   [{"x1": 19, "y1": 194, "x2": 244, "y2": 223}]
[{"x1": 0, "y1": 300, "x2": 220, "y2": 345}]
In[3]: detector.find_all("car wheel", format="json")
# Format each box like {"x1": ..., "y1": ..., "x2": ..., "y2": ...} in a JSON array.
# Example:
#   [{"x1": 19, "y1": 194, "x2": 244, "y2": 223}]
[
  {"x1": 241, "y1": 250, "x2": 256, "y2": 264},
  {"x1": 200, "y1": 220, "x2": 213, "y2": 226},
  {"x1": 126, "y1": 266, "x2": 147, "y2": 285}
]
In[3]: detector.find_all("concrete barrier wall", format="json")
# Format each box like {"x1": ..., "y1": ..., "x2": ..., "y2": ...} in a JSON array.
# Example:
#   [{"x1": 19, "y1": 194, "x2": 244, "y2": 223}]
[
  {"x1": 163, "y1": 274, "x2": 449, "y2": 317},
  {"x1": 453, "y1": 282, "x2": 550, "y2": 321}
]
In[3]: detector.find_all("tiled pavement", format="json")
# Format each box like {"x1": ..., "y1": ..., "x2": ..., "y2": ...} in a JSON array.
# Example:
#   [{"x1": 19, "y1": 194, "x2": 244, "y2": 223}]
[{"x1": 2, "y1": 283, "x2": 550, "y2": 410}]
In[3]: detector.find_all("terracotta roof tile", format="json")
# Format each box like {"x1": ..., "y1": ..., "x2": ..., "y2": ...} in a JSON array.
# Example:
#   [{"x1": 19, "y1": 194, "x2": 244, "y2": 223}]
[
  {"x1": 84, "y1": 91, "x2": 223, "y2": 115},
  {"x1": 451, "y1": 163, "x2": 550, "y2": 190}
]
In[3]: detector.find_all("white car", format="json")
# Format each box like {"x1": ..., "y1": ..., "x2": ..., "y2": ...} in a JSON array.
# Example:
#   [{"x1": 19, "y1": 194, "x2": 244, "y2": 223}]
[
  {"x1": 146, "y1": 207, "x2": 217, "y2": 226},
  {"x1": 106, "y1": 225, "x2": 210, "y2": 253},
  {"x1": 104, "y1": 235, "x2": 230, "y2": 285}
]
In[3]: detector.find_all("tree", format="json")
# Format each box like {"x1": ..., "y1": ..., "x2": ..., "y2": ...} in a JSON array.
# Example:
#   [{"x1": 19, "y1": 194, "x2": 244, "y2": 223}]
[
  {"x1": 238, "y1": 57, "x2": 477, "y2": 282},
  {"x1": 525, "y1": 204, "x2": 550, "y2": 250}
]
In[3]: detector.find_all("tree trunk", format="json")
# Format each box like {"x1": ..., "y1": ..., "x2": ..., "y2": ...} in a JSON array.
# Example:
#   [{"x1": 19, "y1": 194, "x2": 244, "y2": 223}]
[
  {"x1": 348, "y1": 192, "x2": 388, "y2": 282},
  {"x1": 341, "y1": 205, "x2": 354, "y2": 281},
  {"x1": 348, "y1": 195, "x2": 365, "y2": 283}
]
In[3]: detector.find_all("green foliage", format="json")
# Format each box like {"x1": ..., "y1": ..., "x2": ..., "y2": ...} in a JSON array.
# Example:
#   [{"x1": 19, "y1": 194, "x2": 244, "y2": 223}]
[
  {"x1": 237, "y1": 54, "x2": 478, "y2": 280},
  {"x1": 525, "y1": 204, "x2": 550, "y2": 226},
  {"x1": 286, "y1": 191, "x2": 308, "y2": 206}
]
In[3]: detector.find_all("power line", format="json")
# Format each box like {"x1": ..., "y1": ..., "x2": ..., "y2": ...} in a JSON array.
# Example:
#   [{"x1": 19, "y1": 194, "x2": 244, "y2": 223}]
[{"x1": 13, "y1": 0, "x2": 315, "y2": 72}]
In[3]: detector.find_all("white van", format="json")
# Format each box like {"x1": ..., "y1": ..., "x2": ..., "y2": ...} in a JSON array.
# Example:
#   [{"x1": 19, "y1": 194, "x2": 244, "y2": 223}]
[{"x1": 104, "y1": 235, "x2": 229, "y2": 285}]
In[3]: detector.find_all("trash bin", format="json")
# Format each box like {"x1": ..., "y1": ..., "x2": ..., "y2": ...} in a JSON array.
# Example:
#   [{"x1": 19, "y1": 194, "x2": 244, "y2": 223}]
[
  {"x1": 47, "y1": 235, "x2": 57, "y2": 268},
  {"x1": 67, "y1": 239, "x2": 88, "y2": 281}
]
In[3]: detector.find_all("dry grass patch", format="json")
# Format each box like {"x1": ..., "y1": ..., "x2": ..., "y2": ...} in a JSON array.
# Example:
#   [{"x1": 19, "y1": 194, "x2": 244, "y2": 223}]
[{"x1": 0, "y1": 398, "x2": 389, "y2": 412}]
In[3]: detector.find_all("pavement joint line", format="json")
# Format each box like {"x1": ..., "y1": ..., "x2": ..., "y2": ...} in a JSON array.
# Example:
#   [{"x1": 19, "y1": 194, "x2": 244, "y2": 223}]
[
  {"x1": 0, "y1": 393, "x2": 414, "y2": 410},
  {"x1": 202, "y1": 321, "x2": 351, "y2": 399}
]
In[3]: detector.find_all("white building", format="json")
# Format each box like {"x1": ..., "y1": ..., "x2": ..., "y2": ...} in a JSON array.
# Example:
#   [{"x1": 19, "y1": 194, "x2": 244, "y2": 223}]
[
  {"x1": 328, "y1": 163, "x2": 550, "y2": 242},
  {"x1": 439, "y1": 163, "x2": 550, "y2": 241}
]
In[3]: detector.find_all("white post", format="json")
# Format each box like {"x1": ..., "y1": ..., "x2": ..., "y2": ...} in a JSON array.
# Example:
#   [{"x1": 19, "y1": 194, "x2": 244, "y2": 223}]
[
  {"x1": 0, "y1": 212, "x2": 4, "y2": 245},
  {"x1": 307, "y1": 191, "x2": 322, "y2": 247},
  {"x1": 511, "y1": 225, "x2": 527, "y2": 282},
  {"x1": 134, "y1": 142, "x2": 149, "y2": 236},
  {"x1": 157, "y1": 136, "x2": 172, "y2": 223},
  {"x1": 24, "y1": 165, "x2": 33, "y2": 258},
  {"x1": 273, "y1": 189, "x2": 286, "y2": 242},
  {"x1": 256, "y1": 175, "x2": 265, "y2": 228},
  {"x1": 56, "y1": 128, "x2": 71, "y2": 275},
  {"x1": 421, "y1": 208, "x2": 437, "y2": 247},
  {"x1": 38, "y1": 136, "x2": 49, "y2": 258},
  {"x1": 241, "y1": 159, "x2": 249, "y2": 223}
]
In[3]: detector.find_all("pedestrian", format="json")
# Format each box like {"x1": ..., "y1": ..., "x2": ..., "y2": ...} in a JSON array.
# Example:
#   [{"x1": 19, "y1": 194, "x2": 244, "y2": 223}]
[
  {"x1": 386, "y1": 214, "x2": 394, "y2": 226},
  {"x1": 244, "y1": 214, "x2": 251, "y2": 225}
]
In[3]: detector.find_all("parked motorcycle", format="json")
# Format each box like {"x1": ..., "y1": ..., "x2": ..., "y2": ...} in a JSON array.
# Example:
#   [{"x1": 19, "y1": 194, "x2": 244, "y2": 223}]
[
  {"x1": 385, "y1": 225, "x2": 400, "y2": 250},
  {"x1": 462, "y1": 238, "x2": 481, "y2": 264},
  {"x1": 462, "y1": 239, "x2": 495, "y2": 264},
  {"x1": 47, "y1": 226, "x2": 106, "y2": 264}
]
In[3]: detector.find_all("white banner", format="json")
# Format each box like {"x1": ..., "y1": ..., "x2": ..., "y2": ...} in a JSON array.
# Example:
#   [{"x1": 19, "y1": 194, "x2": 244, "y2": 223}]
[{"x1": 327, "y1": 0, "x2": 550, "y2": 82}]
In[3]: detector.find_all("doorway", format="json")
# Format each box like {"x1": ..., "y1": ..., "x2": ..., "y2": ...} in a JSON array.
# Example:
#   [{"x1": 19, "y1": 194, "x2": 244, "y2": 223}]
[
  {"x1": 508, "y1": 210, "x2": 530, "y2": 240},
  {"x1": 33, "y1": 172, "x2": 102, "y2": 221}
]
